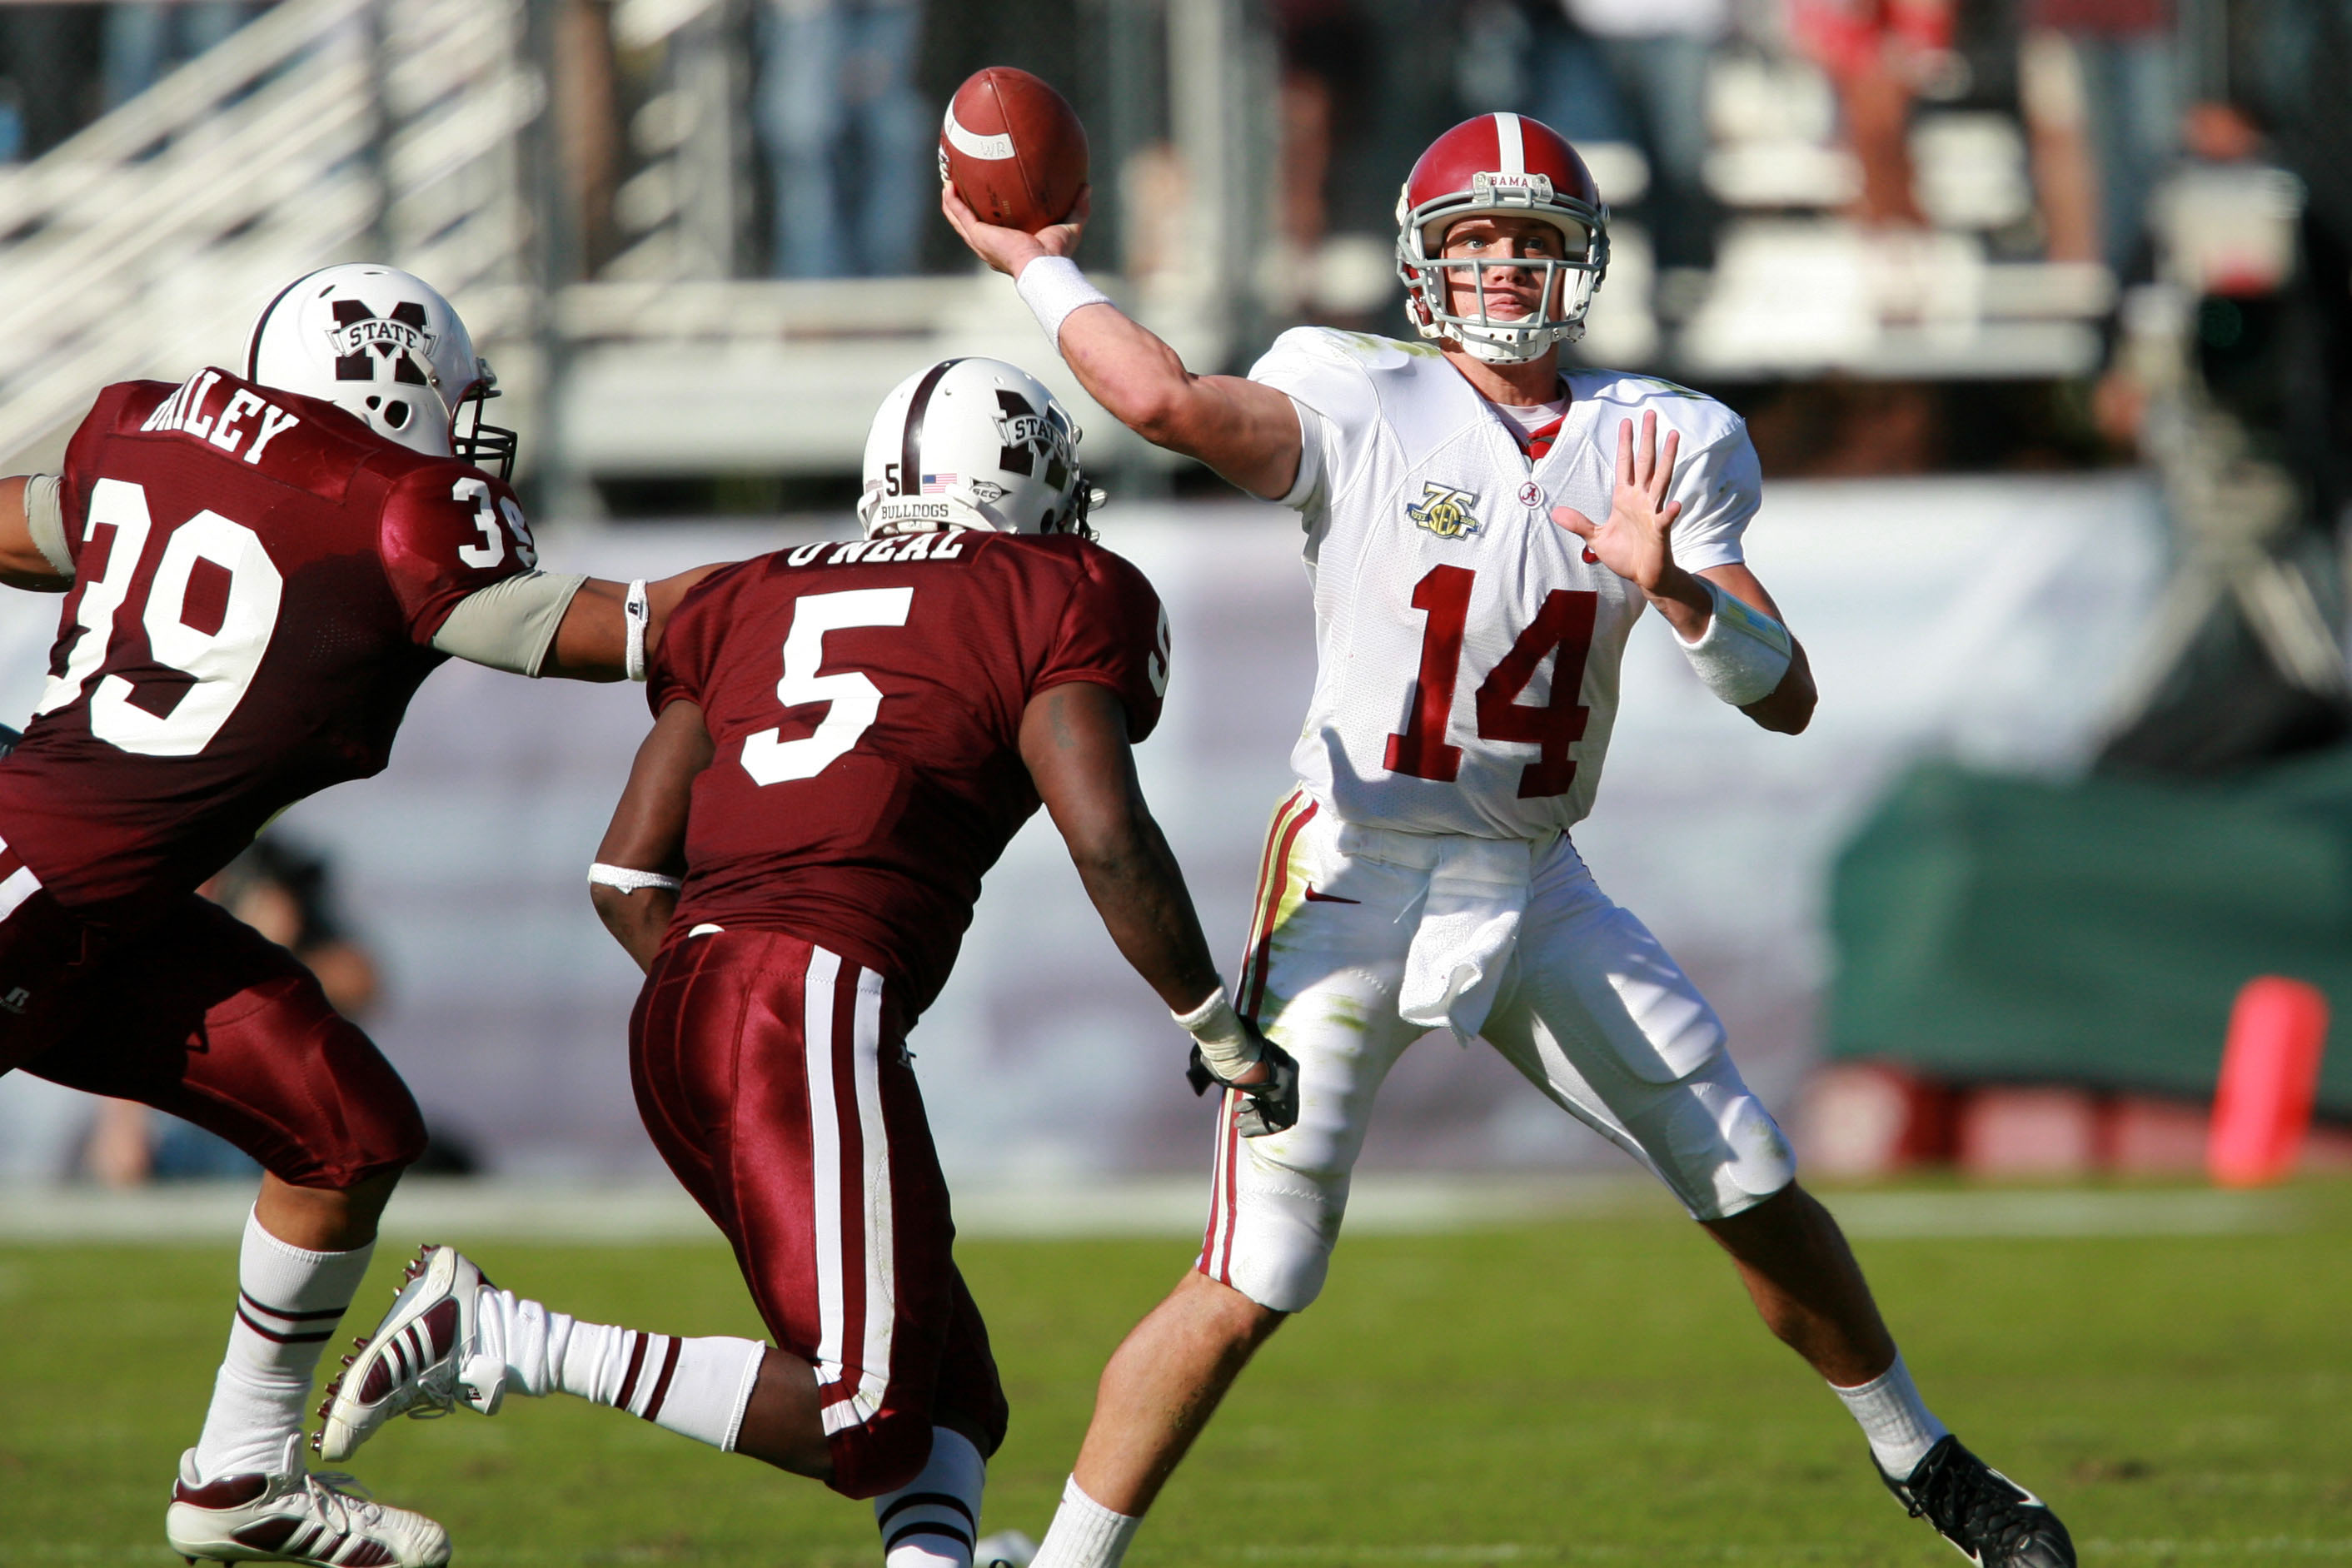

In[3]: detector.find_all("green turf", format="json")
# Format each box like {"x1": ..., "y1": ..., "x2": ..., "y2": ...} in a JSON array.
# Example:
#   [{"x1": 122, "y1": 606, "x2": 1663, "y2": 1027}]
[{"x1": 5, "y1": 1182, "x2": 2350, "y2": 1565}]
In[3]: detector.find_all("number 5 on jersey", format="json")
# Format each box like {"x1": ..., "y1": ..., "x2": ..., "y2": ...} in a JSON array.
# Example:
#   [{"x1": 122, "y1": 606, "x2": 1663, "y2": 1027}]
[{"x1": 740, "y1": 587, "x2": 913, "y2": 785}]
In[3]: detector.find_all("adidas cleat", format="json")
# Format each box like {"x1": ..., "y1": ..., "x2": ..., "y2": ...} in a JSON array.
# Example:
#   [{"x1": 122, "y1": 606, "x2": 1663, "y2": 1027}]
[
  {"x1": 1882, "y1": 1434, "x2": 2076, "y2": 1568},
  {"x1": 314, "y1": 1244, "x2": 503, "y2": 1464},
  {"x1": 164, "y1": 1433, "x2": 449, "y2": 1566}
]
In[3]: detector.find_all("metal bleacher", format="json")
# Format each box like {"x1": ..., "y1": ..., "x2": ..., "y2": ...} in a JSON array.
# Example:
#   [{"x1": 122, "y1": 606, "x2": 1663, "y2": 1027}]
[
  {"x1": 0, "y1": 0, "x2": 1256, "y2": 504},
  {"x1": 0, "y1": 0, "x2": 2114, "y2": 501}
]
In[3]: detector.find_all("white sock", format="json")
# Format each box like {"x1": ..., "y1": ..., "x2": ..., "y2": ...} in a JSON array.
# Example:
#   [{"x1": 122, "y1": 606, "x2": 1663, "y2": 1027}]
[
  {"x1": 874, "y1": 1427, "x2": 985, "y2": 1568},
  {"x1": 191, "y1": 1208, "x2": 374, "y2": 1481},
  {"x1": 475, "y1": 1286, "x2": 764, "y2": 1450},
  {"x1": 1030, "y1": 1476, "x2": 1139, "y2": 1568},
  {"x1": 1831, "y1": 1352, "x2": 1951, "y2": 1478}
]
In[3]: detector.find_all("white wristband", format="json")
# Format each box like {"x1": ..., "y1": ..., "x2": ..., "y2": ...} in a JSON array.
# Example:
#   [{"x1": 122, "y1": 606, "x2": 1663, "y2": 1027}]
[
  {"x1": 624, "y1": 579, "x2": 650, "y2": 682},
  {"x1": 1677, "y1": 578, "x2": 1794, "y2": 707},
  {"x1": 1015, "y1": 256, "x2": 1114, "y2": 348},
  {"x1": 1174, "y1": 983, "x2": 1261, "y2": 1079},
  {"x1": 588, "y1": 862, "x2": 680, "y2": 894}
]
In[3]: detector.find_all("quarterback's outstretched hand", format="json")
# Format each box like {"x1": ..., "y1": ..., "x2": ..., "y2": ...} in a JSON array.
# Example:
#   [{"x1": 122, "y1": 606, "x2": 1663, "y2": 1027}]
[
  {"x1": 1551, "y1": 412, "x2": 1711, "y2": 638},
  {"x1": 942, "y1": 182, "x2": 1089, "y2": 277},
  {"x1": 1186, "y1": 1029, "x2": 1302, "y2": 1138}
]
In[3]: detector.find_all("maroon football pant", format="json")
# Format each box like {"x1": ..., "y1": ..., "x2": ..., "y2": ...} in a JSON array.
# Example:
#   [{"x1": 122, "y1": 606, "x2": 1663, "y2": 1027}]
[
  {"x1": 0, "y1": 884, "x2": 424, "y2": 1189},
  {"x1": 630, "y1": 928, "x2": 1009, "y2": 1499}
]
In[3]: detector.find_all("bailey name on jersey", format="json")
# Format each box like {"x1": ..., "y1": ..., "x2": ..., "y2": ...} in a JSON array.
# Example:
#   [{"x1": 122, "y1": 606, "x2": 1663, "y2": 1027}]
[{"x1": 137, "y1": 370, "x2": 306, "y2": 465}]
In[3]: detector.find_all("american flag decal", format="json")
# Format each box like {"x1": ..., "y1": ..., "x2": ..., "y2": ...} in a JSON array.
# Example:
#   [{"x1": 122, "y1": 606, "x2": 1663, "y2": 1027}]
[{"x1": 920, "y1": 473, "x2": 954, "y2": 493}]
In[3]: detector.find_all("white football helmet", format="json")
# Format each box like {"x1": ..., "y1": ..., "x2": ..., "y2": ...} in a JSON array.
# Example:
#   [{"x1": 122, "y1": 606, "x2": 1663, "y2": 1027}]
[
  {"x1": 245, "y1": 263, "x2": 517, "y2": 476},
  {"x1": 858, "y1": 358, "x2": 1099, "y2": 539}
]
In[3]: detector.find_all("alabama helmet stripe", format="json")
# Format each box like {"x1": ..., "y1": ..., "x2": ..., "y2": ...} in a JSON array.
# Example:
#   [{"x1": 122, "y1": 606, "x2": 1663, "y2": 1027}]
[{"x1": 1493, "y1": 111, "x2": 1524, "y2": 177}]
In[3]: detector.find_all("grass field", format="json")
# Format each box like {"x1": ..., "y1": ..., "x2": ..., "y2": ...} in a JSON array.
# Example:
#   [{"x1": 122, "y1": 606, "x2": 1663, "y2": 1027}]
[{"x1": 5, "y1": 1181, "x2": 2350, "y2": 1566}]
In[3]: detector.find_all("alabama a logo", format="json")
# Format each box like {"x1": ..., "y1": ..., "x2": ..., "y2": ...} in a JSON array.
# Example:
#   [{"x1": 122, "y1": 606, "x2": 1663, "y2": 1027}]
[{"x1": 1407, "y1": 482, "x2": 1482, "y2": 540}]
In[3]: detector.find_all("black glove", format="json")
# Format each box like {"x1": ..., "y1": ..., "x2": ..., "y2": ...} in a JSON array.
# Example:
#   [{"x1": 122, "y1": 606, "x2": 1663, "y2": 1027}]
[{"x1": 1186, "y1": 1033, "x2": 1301, "y2": 1137}]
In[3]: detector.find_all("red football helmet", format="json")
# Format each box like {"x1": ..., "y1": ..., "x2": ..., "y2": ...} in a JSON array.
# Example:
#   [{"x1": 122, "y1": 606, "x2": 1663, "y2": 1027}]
[{"x1": 1395, "y1": 113, "x2": 1610, "y2": 363}]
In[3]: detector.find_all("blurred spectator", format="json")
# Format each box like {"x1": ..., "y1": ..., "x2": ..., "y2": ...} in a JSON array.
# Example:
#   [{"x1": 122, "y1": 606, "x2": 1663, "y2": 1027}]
[
  {"x1": 1790, "y1": 0, "x2": 1956, "y2": 226},
  {"x1": 84, "y1": 834, "x2": 381, "y2": 1185},
  {"x1": 0, "y1": 5, "x2": 106, "y2": 161},
  {"x1": 556, "y1": 0, "x2": 624, "y2": 276},
  {"x1": 2016, "y1": 0, "x2": 2177, "y2": 270},
  {"x1": 1524, "y1": 0, "x2": 1722, "y2": 267},
  {"x1": 755, "y1": 0, "x2": 928, "y2": 277},
  {"x1": 1275, "y1": 0, "x2": 1375, "y2": 266},
  {"x1": 2093, "y1": 99, "x2": 2349, "y2": 776},
  {"x1": 104, "y1": 2, "x2": 260, "y2": 110}
]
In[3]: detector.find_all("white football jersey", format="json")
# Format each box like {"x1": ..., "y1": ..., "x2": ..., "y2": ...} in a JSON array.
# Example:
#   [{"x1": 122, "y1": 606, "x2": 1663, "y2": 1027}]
[{"x1": 1252, "y1": 326, "x2": 1762, "y2": 839}]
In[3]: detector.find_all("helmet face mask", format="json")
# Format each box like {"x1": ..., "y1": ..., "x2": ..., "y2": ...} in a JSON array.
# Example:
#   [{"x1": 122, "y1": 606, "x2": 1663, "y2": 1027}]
[
  {"x1": 451, "y1": 368, "x2": 518, "y2": 480},
  {"x1": 1396, "y1": 113, "x2": 1610, "y2": 364},
  {"x1": 859, "y1": 358, "x2": 1102, "y2": 540},
  {"x1": 246, "y1": 264, "x2": 518, "y2": 479}
]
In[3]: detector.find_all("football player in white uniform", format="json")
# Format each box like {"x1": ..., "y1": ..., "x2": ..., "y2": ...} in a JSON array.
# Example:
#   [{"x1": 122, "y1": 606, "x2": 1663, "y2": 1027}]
[{"x1": 944, "y1": 112, "x2": 2075, "y2": 1568}]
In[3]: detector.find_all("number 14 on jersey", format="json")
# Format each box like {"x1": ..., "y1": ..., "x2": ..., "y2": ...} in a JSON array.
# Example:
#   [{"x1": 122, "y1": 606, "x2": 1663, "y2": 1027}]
[{"x1": 1384, "y1": 565, "x2": 1597, "y2": 800}]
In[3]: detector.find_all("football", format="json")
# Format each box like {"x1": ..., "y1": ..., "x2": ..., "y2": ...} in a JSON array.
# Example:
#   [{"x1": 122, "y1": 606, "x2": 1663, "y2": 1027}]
[{"x1": 939, "y1": 67, "x2": 1089, "y2": 233}]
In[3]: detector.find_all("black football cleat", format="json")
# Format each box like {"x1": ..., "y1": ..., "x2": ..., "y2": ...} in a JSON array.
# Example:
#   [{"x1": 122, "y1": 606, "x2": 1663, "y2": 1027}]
[{"x1": 1881, "y1": 1435, "x2": 2075, "y2": 1568}]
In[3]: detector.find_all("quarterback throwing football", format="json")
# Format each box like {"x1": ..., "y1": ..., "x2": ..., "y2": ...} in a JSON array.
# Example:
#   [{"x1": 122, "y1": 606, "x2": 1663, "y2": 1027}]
[{"x1": 944, "y1": 112, "x2": 2074, "y2": 1568}]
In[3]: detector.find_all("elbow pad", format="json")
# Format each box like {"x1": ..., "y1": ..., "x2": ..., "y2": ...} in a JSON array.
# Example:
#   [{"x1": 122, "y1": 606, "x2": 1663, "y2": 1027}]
[
  {"x1": 24, "y1": 474, "x2": 70, "y2": 579},
  {"x1": 431, "y1": 571, "x2": 590, "y2": 676},
  {"x1": 1677, "y1": 579, "x2": 1792, "y2": 707}
]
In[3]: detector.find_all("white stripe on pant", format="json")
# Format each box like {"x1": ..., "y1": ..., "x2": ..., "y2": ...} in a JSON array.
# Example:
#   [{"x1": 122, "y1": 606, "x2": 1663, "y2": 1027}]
[{"x1": 805, "y1": 944, "x2": 899, "y2": 1437}]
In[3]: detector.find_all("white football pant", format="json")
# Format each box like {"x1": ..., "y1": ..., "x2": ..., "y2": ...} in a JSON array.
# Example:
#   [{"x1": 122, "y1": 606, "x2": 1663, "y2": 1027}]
[{"x1": 1199, "y1": 789, "x2": 1798, "y2": 1315}]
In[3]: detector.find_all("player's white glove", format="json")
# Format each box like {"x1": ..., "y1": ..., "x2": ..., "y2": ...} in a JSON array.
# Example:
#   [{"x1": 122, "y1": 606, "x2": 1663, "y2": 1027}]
[{"x1": 1175, "y1": 984, "x2": 1300, "y2": 1137}]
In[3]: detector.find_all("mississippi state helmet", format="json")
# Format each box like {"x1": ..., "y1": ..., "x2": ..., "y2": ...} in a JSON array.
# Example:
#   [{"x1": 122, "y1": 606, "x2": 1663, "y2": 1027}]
[
  {"x1": 859, "y1": 357, "x2": 1099, "y2": 538},
  {"x1": 1396, "y1": 113, "x2": 1610, "y2": 363},
  {"x1": 246, "y1": 264, "x2": 518, "y2": 477}
]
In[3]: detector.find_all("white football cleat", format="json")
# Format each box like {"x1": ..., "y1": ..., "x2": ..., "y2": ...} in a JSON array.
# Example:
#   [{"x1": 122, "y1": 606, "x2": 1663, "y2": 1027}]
[
  {"x1": 164, "y1": 1433, "x2": 450, "y2": 1566},
  {"x1": 314, "y1": 1244, "x2": 505, "y2": 1464}
]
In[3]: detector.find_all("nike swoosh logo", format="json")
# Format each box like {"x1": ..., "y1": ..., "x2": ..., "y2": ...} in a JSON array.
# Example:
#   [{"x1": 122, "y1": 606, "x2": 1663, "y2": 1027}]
[{"x1": 1302, "y1": 886, "x2": 1359, "y2": 903}]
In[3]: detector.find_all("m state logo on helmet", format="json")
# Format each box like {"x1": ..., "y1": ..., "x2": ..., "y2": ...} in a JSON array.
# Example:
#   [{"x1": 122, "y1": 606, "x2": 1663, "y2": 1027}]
[
  {"x1": 246, "y1": 263, "x2": 519, "y2": 478},
  {"x1": 1395, "y1": 112, "x2": 1610, "y2": 365},
  {"x1": 859, "y1": 357, "x2": 1103, "y2": 540}
]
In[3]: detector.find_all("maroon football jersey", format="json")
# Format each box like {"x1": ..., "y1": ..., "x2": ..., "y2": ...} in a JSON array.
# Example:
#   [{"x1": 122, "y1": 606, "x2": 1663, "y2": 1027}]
[
  {"x1": 650, "y1": 528, "x2": 1170, "y2": 1013},
  {"x1": 0, "y1": 368, "x2": 539, "y2": 927}
]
